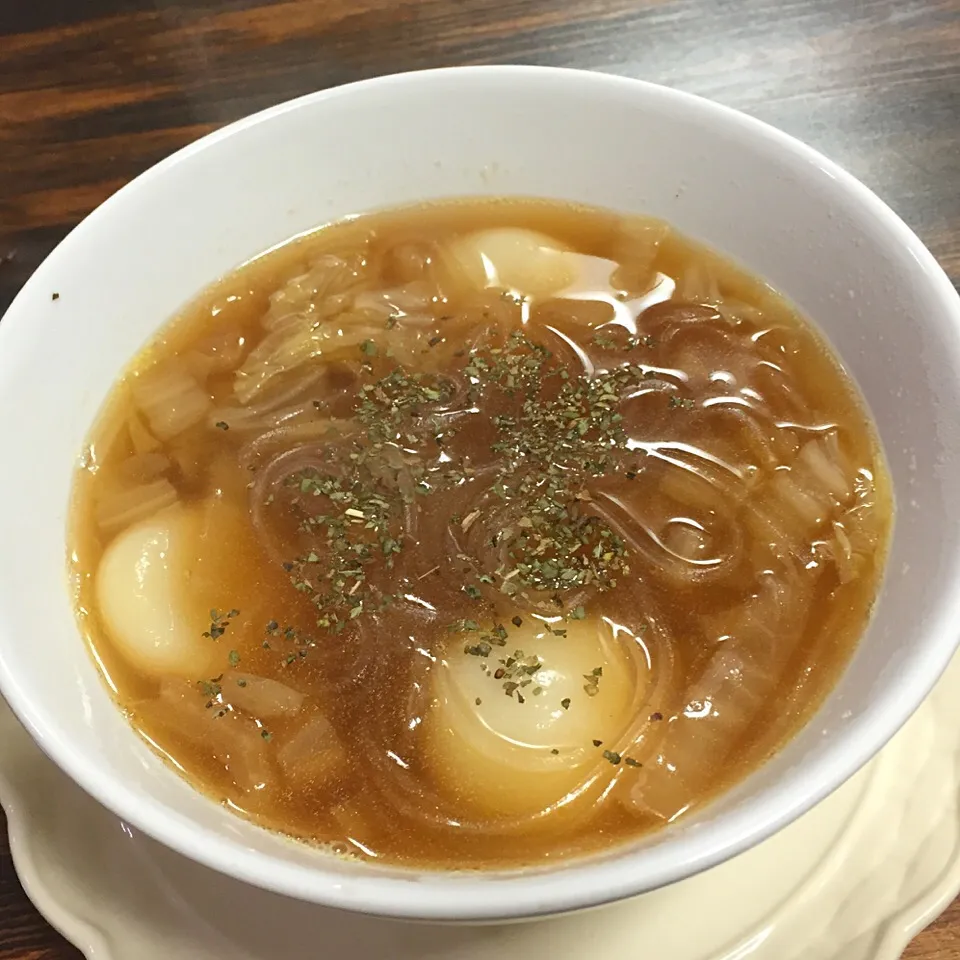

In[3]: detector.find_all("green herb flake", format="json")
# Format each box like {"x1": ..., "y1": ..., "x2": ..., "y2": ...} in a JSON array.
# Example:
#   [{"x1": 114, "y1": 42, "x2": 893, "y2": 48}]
[
  {"x1": 583, "y1": 666, "x2": 602, "y2": 697},
  {"x1": 464, "y1": 641, "x2": 493, "y2": 658},
  {"x1": 202, "y1": 608, "x2": 239, "y2": 641},
  {"x1": 198, "y1": 677, "x2": 222, "y2": 700}
]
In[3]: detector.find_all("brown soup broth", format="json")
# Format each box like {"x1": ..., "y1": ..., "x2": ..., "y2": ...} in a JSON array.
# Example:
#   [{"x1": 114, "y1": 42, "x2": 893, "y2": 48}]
[{"x1": 69, "y1": 199, "x2": 892, "y2": 868}]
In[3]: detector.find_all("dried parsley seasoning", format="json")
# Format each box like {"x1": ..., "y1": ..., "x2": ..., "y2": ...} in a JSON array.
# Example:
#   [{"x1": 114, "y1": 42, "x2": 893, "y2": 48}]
[
  {"x1": 591, "y1": 329, "x2": 655, "y2": 352},
  {"x1": 262, "y1": 621, "x2": 315, "y2": 665},
  {"x1": 283, "y1": 469, "x2": 404, "y2": 632},
  {"x1": 446, "y1": 332, "x2": 654, "y2": 608},
  {"x1": 494, "y1": 649, "x2": 543, "y2": 700},
  {"x1": 198, "y1": 675, "x2": 226, "y2": 711},
  {"x1": 355, "y1": 368, "x2": 455, "y2": 446},
  {"x1": 464, "y1": 332, "x2": 550, "y2": 395},
  {"x1": 198, "y1": 676, "x2": 222, "y2": 700},
  {"x1": 591, "y1": 332, "x2": 618, "y2": 350},
  {"x1": 601, "y1": 747, "x2": 641, "y2": 767},
  {"x1": 259, "y1": 350, "x2": 462, "y2": 640},
  {"x1": 202, "y1": 609, "x2": 239, "y2": 640},
  {"x1": 572, "y1": 736, "x2": 643, "y2": 767},
  {"x1": 484, "y1": 346, "x2": 652, "y2": 474},
  {"x1": 452, "y1": 619, "x2": 509, "y2": 660},
  {"x1": 464, "y1": 488, "x2": 629, "y2": 600},
  {"x1": 491, "y1": 502, "x2": 630, "y2": 597},
  {"x1": 259, "y1": 311, "x2": 654, "y2": 670}
]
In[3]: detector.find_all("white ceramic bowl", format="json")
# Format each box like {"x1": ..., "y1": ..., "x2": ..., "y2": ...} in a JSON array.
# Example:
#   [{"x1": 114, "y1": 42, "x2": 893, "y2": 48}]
[{"x1": 1, "y1": 66, "x2": 959, "y2": 923}]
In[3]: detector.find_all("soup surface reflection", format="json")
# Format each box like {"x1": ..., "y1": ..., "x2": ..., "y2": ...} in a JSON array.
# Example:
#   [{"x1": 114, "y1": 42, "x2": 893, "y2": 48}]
[{"x1": 70, "y1": 199, "x2": 892, "y2": 867}]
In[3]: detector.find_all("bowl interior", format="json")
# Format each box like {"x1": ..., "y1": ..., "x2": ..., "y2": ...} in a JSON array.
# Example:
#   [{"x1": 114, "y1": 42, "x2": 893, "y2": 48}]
[{"x1": 1, "y1": 66, "x2": 959, "y2": 920}]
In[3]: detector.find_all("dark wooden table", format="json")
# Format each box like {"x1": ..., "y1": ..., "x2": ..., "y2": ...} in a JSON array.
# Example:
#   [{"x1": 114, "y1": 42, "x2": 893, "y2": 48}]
[{"x1": 1, "y1": 0, "x2": 959, "y2": 956}]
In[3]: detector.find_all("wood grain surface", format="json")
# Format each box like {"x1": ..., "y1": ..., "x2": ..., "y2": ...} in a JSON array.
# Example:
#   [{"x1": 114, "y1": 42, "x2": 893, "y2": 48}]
[{"x1": 1, "y1": 0, "x2": 958, "y2": 957}]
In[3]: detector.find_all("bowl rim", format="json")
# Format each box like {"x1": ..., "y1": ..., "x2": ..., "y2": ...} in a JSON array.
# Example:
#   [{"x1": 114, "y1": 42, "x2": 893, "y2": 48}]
[{"x1": 2, "y1": 63, "x2": 960, "y2": 922}]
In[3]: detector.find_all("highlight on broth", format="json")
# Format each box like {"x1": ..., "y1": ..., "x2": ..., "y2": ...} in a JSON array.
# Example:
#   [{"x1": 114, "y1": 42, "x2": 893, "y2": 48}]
[{"x1": 69, "y1": 199, "x2": 892, "y2": 867}]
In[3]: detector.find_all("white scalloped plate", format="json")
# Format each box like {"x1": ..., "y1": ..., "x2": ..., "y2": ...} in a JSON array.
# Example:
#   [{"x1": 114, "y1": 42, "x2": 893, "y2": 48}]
[{"x1": 4, "y1": 650, "x2": 960, "y2": 960}]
